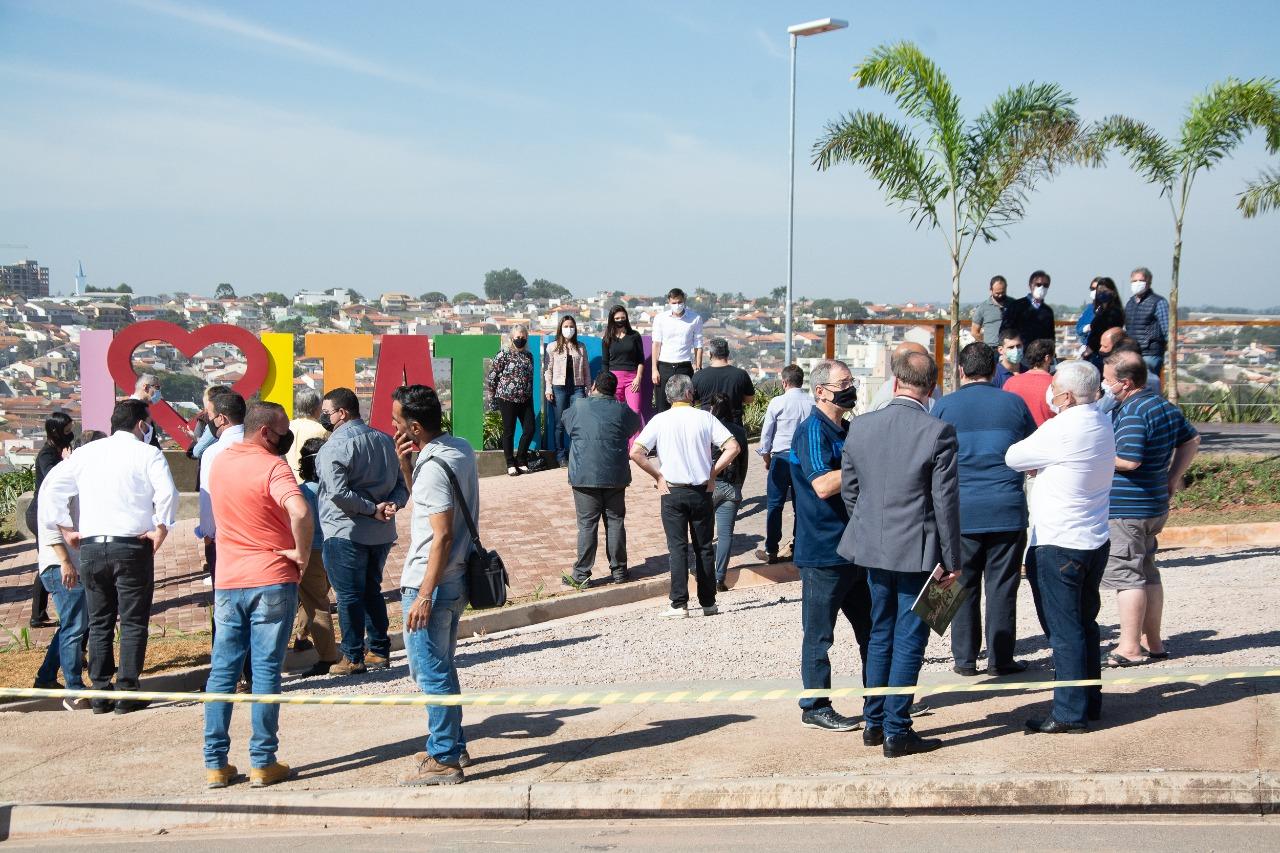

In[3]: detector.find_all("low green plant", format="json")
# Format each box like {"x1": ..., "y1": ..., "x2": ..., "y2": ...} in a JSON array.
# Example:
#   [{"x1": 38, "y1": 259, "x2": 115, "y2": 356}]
[
  {"x1": 0, "y1": 466, "x2": 35, "y2": 526},
  {"x1": 1178, "y1": 384, "x2": 1280, "y2": 424},
  {"x1": 742, "y1": 380, "x2": 782, "y2": 437}
]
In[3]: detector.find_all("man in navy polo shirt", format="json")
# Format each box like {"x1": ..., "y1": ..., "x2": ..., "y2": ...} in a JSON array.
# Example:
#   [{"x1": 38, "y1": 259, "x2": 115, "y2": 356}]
[
  {"x1": 789, "y1": 359, "x2": 870, "y2": 732},
  {"x1": 1101, "y1": 350, "x2": 1199, "y2": 666},
  {"x1": 933, "y1": 343, "x2": 1037, "y2": 677}
]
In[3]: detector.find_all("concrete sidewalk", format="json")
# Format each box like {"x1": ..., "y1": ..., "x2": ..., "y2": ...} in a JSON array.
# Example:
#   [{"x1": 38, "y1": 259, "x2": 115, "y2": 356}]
[{"x1": 1, "y1": 668, "x2": 1276, "y2": 835}]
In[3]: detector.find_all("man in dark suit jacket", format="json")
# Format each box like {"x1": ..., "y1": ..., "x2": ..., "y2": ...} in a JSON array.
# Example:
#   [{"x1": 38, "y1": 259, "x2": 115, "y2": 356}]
[{"x1": 839, "y1": 350, "x2": 963, "y2": 758}]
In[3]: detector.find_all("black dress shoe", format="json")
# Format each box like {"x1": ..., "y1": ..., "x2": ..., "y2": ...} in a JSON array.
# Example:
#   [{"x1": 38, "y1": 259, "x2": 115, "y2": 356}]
[
  {"x1": 952, "y1": 664, "x2": 980, "y2": 677},
  {"x1": 91, "y1": 700, "x2": 115, "y2": 715},
  {"x1": 716, "y1": 581, "x2": 729, "y2": 593},
  {"x1": 114, "y1": 698, "x2": 151, "y2": 715},
  {"x1": 611, "y1": 572, "x2": 630, "y2": 584},
  {"x1": 908, "y1": 701, "x2": 931, "y2": 716},
  {"x1": 862, "y1": 726, "x2": 884, "y2": 746},
  {"x1": 29, "y1": 617, "x2": 57, "y2": 629},
  {"x1": 993, "y1": 661, "x2": 1029, "y2": 676},
  {"x1": 1024, "y1": 717, "x2": 1087, "y2": 734},
  {"x1": 883, "y1": 730, "x2": 943, "y2": 758}
]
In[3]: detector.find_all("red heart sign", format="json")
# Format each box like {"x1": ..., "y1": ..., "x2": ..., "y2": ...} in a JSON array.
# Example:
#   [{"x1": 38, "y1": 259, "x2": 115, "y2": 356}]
[{"x1": 107, "y1": 321, "x2": 270, "y2": 451}]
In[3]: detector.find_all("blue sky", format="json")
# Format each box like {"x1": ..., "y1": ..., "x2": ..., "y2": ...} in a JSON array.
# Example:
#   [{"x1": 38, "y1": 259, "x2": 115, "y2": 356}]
[{"x1": 1, "y1": 0, "x2": 1278, "y2": 307}]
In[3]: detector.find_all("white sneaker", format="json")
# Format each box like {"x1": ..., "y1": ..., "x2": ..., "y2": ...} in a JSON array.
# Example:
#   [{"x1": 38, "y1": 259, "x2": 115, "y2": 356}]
[
  {"x1": 660, "y1": 604, "x2": 689, "y2": 618},
  {"x1": 701, "y1": 605, "x2": 719, "y2": 616},
  {"x1": 517, "y1": 465, "x2": 531, "y2": 474},
  {"x1": 63, "y1": 696, "x2": 91, "y2": 711},
  {"x1": 507, "y1": 466, "x2": 520, "y2": 476},
  {"x1": 202, "y1": 576, "x2": 212, "y2": 587}
]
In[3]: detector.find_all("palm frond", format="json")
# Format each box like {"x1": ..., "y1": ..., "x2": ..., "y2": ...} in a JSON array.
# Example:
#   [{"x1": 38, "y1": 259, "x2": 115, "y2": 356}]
[
  {"x1": 1090, "y1": 115, "x2": 1178, "y2": 191},
  {"x1": 853, "y1": 41, "x2": 965, "y2": 175},
  {"x1": 1238, "y1": 166, "x2": 1280, "y2": 218},
  {"x1": 812, "y1": 110, "x2": 946, "y2": 230},
  {"x1": 1178, "y1": 77, "x2": 1280, "y2": 172},
  {"x1": 962, "y1": 82, "x2": 1082, "y2": 242}
]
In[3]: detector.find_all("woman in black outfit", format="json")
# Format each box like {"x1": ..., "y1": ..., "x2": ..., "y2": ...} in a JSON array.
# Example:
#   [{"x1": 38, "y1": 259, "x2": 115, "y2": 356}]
[
  {"x1": 27, "y1": 412, "x2": 75, "y2": 628},
  {"x1": 1086, "y1": 277, "x2": 1125, "y2": 369},
  {"x1": 602, "y1": 305, "x2": 645, "y2": 434}
]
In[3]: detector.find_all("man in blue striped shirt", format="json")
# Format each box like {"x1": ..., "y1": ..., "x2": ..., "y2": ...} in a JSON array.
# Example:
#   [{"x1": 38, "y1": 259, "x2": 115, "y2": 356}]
[
  {"x1": 755, "y1": 364, "x2": 814, "y2": 564},
  {"x1": 1101, "y1": 351, "x2": 1199, "y2": 667}
]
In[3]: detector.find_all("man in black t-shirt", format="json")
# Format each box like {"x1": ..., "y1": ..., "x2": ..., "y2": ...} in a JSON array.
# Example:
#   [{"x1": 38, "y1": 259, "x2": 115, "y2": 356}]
[{"x1": 692, "y1": 338, "x2": 755, "y2": 425}]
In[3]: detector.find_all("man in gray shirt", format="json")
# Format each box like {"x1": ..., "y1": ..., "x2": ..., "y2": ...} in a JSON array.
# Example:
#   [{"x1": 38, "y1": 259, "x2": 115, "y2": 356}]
[
  {"x1": 391, "y1": 385, "x2": 479, "y2": 787},
  {"x1": 316, "y1": 387, "x2": 409, "y2": 676},
  {"x1": 969, "y1": 275, "x2": 1009, "y2": 344}
]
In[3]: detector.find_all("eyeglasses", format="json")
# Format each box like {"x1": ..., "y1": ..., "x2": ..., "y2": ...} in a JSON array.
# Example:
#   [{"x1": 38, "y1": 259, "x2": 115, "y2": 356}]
[{"x1": 820, "y1": 379, "x2": 854, "y2": 390}]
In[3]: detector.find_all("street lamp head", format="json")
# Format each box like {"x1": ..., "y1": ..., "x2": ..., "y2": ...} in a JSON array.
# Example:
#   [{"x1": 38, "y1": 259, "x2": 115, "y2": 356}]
[{"x1": 787, "y1": 18, "x2": 848, "y2": 37}]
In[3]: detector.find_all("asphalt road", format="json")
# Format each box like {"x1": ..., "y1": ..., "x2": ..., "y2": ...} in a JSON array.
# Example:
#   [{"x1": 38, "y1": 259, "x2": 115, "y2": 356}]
[{"x1": 8, "y1": 817, "x2": 1280, "y2": 852}]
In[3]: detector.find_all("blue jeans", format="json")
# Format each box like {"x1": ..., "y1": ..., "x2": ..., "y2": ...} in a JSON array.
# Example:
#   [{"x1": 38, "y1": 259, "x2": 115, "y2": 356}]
[
  {"x1": 1143, "y1": 355, "x2": 1163, "y2": 390},
  {"x1": 323, "y1": 538, "x2": 393, "y2": 663},
  {"x1": 764, "y1": 456, "x2": 794, "y2": 555},
  {"x1": 1033, "y1": 542, "x2": 1108, "y2": 725},
  {"x1": 863, "y1": 568, "x2": 930, "y2": 737},
  {"x1": 799, "y1": 563, "x2": 871, "y2": 710},
  {"x1": 711, "y1": 479, "x2": 741, "y2": 583},
  {"x1": 553, "y1": 385, "x2": 586, "y2": 461},
  {"x1": 36, "y1": 566, "x2": 87, "y2": 688},
  {"x1": 402, "y1": 574, "x2": 469, "y2": 763},
  {"x1": 203, "y1": 583, "x2": 298, "y2": 769}
]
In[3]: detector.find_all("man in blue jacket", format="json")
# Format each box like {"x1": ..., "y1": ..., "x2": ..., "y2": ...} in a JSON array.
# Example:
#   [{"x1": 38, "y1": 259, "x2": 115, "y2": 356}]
[{"x1": 933, "y1": 344, "x2": 1037, "y2": 677}]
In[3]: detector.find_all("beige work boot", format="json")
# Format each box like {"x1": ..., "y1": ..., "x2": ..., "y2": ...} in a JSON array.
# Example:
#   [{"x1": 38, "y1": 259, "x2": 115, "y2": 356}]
[
  {"x1": 329, "y1": 657, "x2": 367, "y2": 676},
  {"x1": 399, "y1": 754, "x2": 464, "y2": 786},
  {"x1": 249, "y1": 762, "x2": 292, "y2": 788},
  {"x1": 364, "y1": 652, "x2": 391, "y2": 670},
  {"x1": 206, "y1": 764, "x2": 238, "y2": 789}
]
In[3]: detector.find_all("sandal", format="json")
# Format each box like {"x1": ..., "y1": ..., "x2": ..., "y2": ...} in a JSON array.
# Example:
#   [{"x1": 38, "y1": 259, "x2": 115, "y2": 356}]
[
  {"x1": 1105, "y1": 651, "x2": 1149, "y2": 668},
  {"x1": 1140, "y1": 646, "x2": 1169, "y2": 660}
]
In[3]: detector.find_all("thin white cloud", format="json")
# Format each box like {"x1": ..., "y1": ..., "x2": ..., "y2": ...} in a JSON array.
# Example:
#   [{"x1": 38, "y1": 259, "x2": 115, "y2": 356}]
[
  {"x1": 754, "y1": 27, "x2": 785, "y2": 60},
  {"x1": 118, "y1": 0, "x2": 542, "y2": 109}
]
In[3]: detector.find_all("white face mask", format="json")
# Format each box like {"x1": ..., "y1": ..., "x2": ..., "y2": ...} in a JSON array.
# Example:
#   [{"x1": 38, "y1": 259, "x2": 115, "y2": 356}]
[
  {"x1": 1045, "y1": 386, "x2": 1064, "y2": 414},
  {"x1": 670, "y1": 303, "x2": 686, "y2": 316},
  {"x1": 141, "y1": 423, "x2": 154, "y2": 444},
  {"x1": 1088, "y1": 287, "x2": 1097, "y2": 301},
  {"x1": 1098, "y1": 382, "x2": 1120, "y2": 414},
  {"x1": 1032, "y1": 285, "x2": 1048, "y2": 301},
  {"x1": 1130, "y1": 280, "x2": 1148, "y2": 296},
  {"x1": 562, "y1": 326, "x2": 576, "y2": 339}
]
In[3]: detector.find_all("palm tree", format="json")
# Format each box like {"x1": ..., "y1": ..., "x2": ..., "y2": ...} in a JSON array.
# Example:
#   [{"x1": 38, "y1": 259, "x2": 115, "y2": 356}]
[
  {"x1": 1091, "y1": 78, "x2": 1280, "y2": 401},
  {"x1": 813, "y1": 42, "x2": 1083, "y2": 388},
  {"x1": 1239, "y1": 166, "x2": 1280, "y2": 217}
]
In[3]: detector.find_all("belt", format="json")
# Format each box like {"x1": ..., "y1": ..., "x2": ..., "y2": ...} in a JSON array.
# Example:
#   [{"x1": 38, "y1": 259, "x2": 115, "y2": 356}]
[
  {"x1": 667, "y1": 483, "x2": 708, "y2": 489},
  {"x1": 82, "y1": 535, "x2": 146, "y2": 544},
  {"x1": 658, "y1": 361, "x2": 693, "y2": 367}
]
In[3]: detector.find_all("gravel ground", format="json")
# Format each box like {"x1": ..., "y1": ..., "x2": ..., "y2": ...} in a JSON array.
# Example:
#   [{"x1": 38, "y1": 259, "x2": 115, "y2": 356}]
[{"x1": 289, "y1": 546, "x2": 1280, "y2": 696}]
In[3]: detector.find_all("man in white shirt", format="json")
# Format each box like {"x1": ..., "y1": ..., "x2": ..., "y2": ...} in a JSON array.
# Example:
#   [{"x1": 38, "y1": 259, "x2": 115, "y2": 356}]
[
  {"x1": 1005, "y1": 360, "x2": 1115, "y2": 734},
  {"x1": 196, "y1": 391, "x2": 247, "y2": 580},
  {"x1": 650, "y1": 288, "x2": 704, "y2": 413},
  {"x1": 630, "y1": 374, "x2": 740, "y2": 617},
  {"x1": 46, "y1": 399, "x2": 179, "y2": 714},
  {"x1": 755, "y1": 364, "x2": 814, "y2": 563}
]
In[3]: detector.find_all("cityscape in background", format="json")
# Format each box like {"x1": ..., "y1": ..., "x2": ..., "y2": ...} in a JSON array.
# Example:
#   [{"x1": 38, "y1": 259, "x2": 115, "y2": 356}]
[{"x1": 1, "y1": 255, "x2": 1277, "y2": 471}]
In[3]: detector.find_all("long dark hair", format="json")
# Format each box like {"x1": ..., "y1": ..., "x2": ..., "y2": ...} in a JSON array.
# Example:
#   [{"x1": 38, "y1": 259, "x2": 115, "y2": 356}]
[
  {"x1": 44, "y1": 411, "x2": 73, "y2": 448},
  {"x1": 603, "y1": 304, "x2": 632, "y2": 355},
  {"x1": 553, "y1": 314, "x2": 579, "y2": 354},
  {"x1": 1094, "y1": 277, "x2": 1124, "y2": 322},
  {"x1": 703, "y1": 392, "x2": 734, "y2": 425},
  {"x1": 298, "y1": 437, "x2": 326, "y2": 483}
]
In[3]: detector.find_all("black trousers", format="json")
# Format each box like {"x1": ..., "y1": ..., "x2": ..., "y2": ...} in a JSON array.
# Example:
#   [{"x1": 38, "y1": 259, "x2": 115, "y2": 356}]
[
  {"x1": 571, "y1": 486, "x2": 628, "y2": 580},
  {"x1": 30, "y1": 573, "x2": 50, "y2": 623},
  {"x1": 655, "y1": 361, "x2": 694, "y2": 413},
  {"x1": 80, "y1": 539, "x2": 154, "y2": 691},
  {"x1": 660, "y1": 485, "x2": 716, "y2": 608},
  {"x1": 496, "y1": 397, "x2": 535, "y2": 467},
  {"x1": 950, "y1": 529, "x2": 1025, "y2": 670}
]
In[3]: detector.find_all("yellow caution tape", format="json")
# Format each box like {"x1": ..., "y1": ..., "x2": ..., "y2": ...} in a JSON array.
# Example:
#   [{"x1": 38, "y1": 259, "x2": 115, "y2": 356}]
[{"x1": 1, "y1": 668, "x2": 1276, "y2": 708}]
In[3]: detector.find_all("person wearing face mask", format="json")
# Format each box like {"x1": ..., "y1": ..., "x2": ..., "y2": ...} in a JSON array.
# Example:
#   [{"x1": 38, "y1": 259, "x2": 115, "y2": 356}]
[
  {"x1": 203, "y1": 401, "x2": 312, "y2": 789},
  {"x1": 1003, "y1": 339, "x2": 1057, "y2": 427},
  {"x1": 26, "y1": 411, "x2": 75, "y2": 629},
  {"x1": 993, "y1": 331, "x2": 1024, "y2": 388},
  {"x1": 839, "y1": 350, "x2": 961, "y2": 756},
  {"x1": 1100, "y1": 351, "x2": 1199, "y2": 668},
  {"x1": 969, "y1": 275, "x2": 1009, "y2": 344},
  {"x1": 933, "y1": 344, "x2": 1036, "y2": 678},
  {"x1": 602, "y1": 305, "x2": 645, "y2": 437},
  {"x1": 1083, "y1": 278, "x2": 1125, "y2": 368},
  {"x1": 43, "y1": 399, "x2": 178, "y2": 714},
  {"x1": 543, "y1": 314, "x2": 591, "y2": 466},
  {"x1": 787, "y1": 359, "x2": 870, "y2": 733},
  {"x1": 650, "y1": 287, "x2": 704, "y2": 413},
  {"x1": 291, "y1": 437, "x2": 338, "y2": 675},
  {"x1": 131, "y1": 374, "x2": 165, "y2": 447},
  {"x1": 485, "y1": 324, "x2": 536, "y2": 476},
  {"x1": 1075, "y1": 277, "x2": 1100, "y2": 353},
  {"x1": 1123, "y1": 266, "x2": 1170, "y2": 388},
  {"x1": 1005, "y1": 361, "x2": 1115, "y2": 734},
  {"x1": 189, "y1": 385, "x2": 232, "y2": 461},
  {"x1": 1001, "y1": 270, "x2": 1056, "y2": 367}
]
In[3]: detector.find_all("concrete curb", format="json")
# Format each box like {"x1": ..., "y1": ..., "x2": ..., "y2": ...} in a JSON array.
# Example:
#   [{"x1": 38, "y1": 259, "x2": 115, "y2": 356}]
[
  {"x1": 2, "y1": 772, "x2": 1275, "y2": 837},
  {"x1": 1, "y1": 561, "x2": 799, "y2": 714}
]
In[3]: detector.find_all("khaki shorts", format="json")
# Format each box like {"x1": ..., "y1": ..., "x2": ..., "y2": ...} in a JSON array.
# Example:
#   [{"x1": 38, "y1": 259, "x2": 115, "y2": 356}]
[{"x1": 1102, "y1": 513, "x2": 1169, "y2": 590}]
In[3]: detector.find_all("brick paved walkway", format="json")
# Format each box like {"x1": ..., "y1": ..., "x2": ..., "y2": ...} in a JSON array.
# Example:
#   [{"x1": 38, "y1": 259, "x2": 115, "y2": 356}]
[{"x1": 0, "y1": 443, "x2": 786, "y2": 647}]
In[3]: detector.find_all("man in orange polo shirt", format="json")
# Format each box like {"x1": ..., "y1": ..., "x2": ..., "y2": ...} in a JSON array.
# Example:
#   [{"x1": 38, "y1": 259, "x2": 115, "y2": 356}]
[{"x1": 203, "y1": 401, "x2": 313, "y2": 790}]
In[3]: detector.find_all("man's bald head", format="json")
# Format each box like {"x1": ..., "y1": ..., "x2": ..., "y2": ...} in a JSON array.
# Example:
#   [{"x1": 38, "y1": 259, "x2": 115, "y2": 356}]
[
  {"x1": 893, "y1": 341, "x2": 929, "y2": 359},
  {"x1": 1099, "y1": 326, "x2": 1127, "y2": 353}
]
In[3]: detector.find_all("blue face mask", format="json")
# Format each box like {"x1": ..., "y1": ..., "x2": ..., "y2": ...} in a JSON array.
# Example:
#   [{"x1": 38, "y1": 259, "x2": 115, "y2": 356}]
[{"x1": 1097, "y1": 383, "x2": 1119, "y2": 414}]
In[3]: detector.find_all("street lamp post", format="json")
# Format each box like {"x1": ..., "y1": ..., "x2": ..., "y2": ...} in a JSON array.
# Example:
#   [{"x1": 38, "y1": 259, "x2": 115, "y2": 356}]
[{"x1": 785, "y1": 17, "x2": 846, "y2": 368}]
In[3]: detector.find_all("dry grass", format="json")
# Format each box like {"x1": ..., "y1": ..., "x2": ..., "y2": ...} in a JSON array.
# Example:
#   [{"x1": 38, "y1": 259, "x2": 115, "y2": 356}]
[
  {"x1": 1167, "y1": 503, "x2": 1280, "y2": 527},
  {"x1": 0, "y1": 633, "x2": 212, "y2": 692}
]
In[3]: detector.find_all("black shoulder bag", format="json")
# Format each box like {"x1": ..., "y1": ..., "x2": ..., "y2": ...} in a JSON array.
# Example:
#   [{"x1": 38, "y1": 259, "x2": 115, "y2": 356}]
[{"x1": 429, "y1": 457, "x2": 509, "y2": 609}]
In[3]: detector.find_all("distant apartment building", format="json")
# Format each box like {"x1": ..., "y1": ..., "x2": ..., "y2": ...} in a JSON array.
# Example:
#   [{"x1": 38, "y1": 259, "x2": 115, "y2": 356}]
[
  {"x1": 84, "y1": 302, "x2": 133, "y2": 330},
  {"x1": 294, "y1": 288, "x2": 353, "y2": 307},
  {"x1": 0, "y1": 260, "x2": 50, "y2": 298}
]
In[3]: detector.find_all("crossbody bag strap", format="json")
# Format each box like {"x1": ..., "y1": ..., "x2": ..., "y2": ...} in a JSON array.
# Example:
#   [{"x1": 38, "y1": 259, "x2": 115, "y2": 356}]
[{"x1": 429, "y1": 457, "x2": 483, "y2": 551}]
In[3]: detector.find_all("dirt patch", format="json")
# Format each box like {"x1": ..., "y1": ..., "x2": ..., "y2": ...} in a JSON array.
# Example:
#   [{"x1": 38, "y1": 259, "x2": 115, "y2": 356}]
[
  {"x1": 1166, "y1": 503, "x2": 1280, "y2": 527},
  {"x1": 0, "y1": 633, "x2": 212, "y2": 692}
]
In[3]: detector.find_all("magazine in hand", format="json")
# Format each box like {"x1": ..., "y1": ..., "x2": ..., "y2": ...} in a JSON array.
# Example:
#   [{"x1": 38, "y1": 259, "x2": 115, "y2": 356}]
[{"x1": 911, "y1": 564, "x2": 971, "y2": 636}]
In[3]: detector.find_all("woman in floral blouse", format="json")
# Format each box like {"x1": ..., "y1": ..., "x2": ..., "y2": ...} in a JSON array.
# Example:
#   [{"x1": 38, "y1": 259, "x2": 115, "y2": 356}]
[{"x1": 486, "y1": 324, "x2": 535, "y2": 476}]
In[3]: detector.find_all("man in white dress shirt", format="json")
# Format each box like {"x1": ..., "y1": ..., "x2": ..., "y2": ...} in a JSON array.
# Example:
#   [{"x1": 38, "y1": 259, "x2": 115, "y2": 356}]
[
  {"x1": 196, "y1": 391, "x2": 246, "y2": 582},
  {"x1": 1005, "y1": 360, "x2": 1115, "y2": 734},
  {"x1": 650, "y1": 288, "x2": 704, "y2": 413},
  {"x1": 46, "y1": 399, "x2": 178, "y2": 714},
  {"x1": 630, "y1": 374, "x2": 740, "y2": 617}
]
